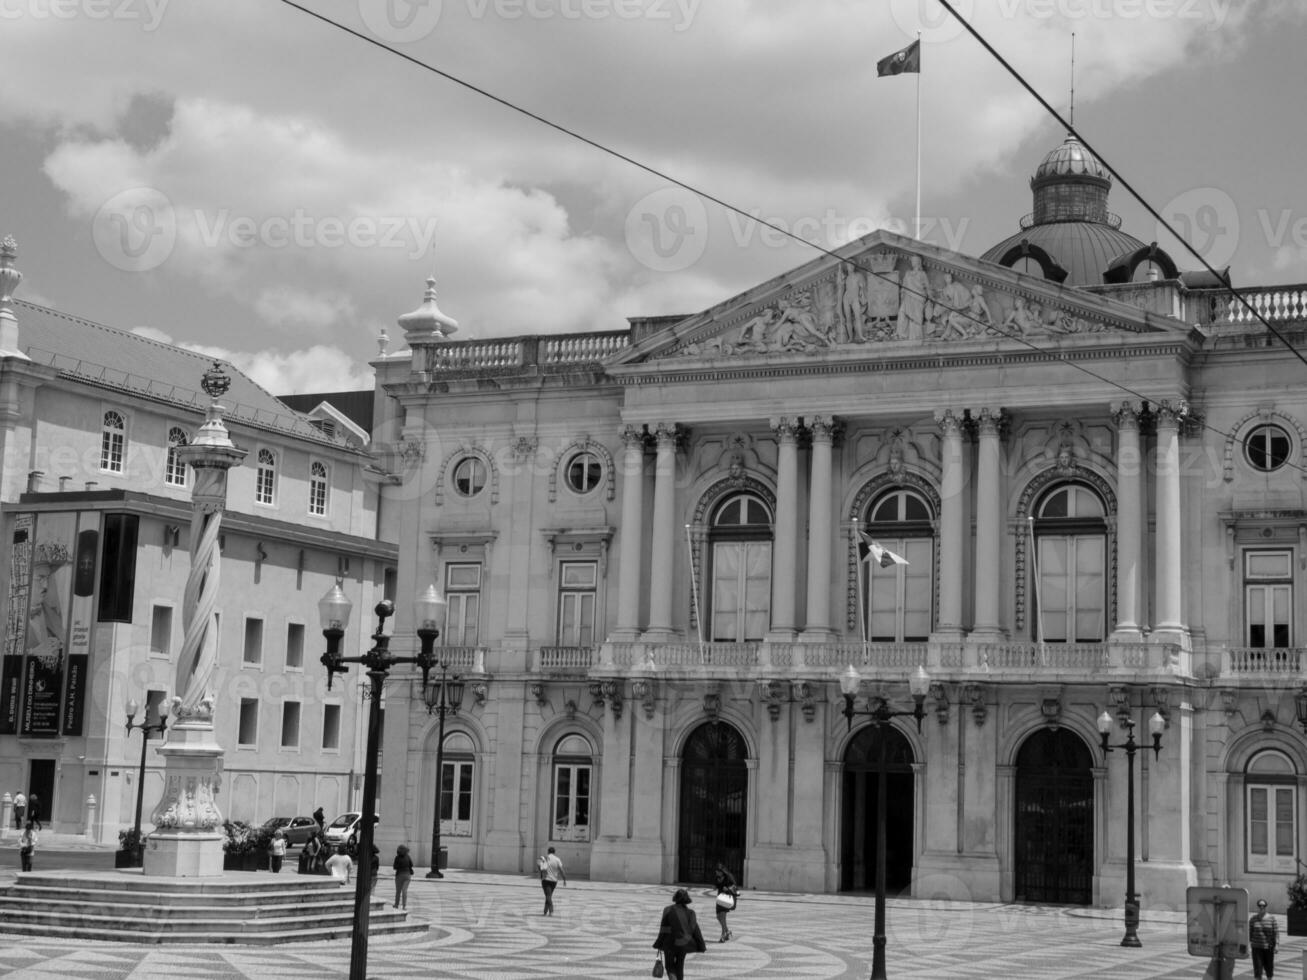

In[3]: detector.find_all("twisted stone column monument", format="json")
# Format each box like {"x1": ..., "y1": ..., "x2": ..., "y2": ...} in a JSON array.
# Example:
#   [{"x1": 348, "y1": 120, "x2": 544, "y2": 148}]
[{"x1": 143, "y1": 362, "x2": 247, "y2": 877}]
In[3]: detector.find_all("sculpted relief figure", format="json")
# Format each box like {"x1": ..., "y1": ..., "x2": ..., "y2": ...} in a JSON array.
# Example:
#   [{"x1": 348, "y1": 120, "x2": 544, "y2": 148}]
[
  {"x1": 863, "y1": 268, "x2": 900, "y2": 340},
  {"x1": 837, "y1": 264, "x2": 865, "y2": 343},
  {"x1": 896, "y1": 255, "x2": 928, "y2": 340},
  {"x1": 931, "y1": 272, "x2": 974, "y2": 340},
  {"x1": 1002, "y1": 295, "x2": 1040, "y2": 334},
  {"x1": 772, "y1": 298, "x2": 829, "y2": 351},
  {"x1": 966, "y1": 285, "x2": 994, "y2": 336}
]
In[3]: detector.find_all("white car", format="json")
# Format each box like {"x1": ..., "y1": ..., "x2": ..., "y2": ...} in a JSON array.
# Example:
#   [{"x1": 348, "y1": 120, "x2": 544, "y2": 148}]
[{"x1": 323, "y1": 811, "x2": 378, "y2": 852}]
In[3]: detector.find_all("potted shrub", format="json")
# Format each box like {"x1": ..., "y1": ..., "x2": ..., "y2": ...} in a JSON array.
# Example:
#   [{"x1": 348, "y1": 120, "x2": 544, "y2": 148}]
[
  {"x1": 115, "y1": 828, "x2": 145, "y2": 868},
  {"x1": 223, "y1": 821, "x2": 259, "y2": 871},
  {"x1": 1287, "y1": 869, "x2": 1307, "y2": 935}
]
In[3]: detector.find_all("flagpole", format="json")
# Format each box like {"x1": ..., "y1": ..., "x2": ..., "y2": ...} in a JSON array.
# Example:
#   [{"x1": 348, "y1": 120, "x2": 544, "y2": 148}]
[
  {"x1": 1028, "y1": 516, "x2": 1046, "y2": 665},
  {"x1": 914, "y1": 31, "x2": 922, "y2": 241},
  {"x1": 685, "y1": 524, "x2": 706, "y2": 665},
  {"x1": 853, "y1": 518, "x2": 868, "y2": 667}
]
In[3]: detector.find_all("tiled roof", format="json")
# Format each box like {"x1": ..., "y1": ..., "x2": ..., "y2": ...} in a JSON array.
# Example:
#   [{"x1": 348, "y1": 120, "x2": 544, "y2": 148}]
[
  {"x1": 980, "y1": 222, "x2": 1149, "y2": 288},
  {"x1": 14, "y1": 299, "x2": 336, "y2": 445}
]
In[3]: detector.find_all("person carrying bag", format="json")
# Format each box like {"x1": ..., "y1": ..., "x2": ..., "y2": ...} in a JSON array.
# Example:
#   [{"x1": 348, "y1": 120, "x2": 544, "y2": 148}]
[
  {"x1": 652, "y1": 888, "x2": 706, "y2": 980},
  {"x1": 713, "y1": 861, "x2": 738, "y2": 942}
]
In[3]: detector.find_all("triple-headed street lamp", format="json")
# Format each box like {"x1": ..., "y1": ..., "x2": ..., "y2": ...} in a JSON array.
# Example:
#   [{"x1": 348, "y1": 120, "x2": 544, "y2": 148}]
[
  {"x1": 319, "y1": 582, "x2": 446, "y2": 980},
  {"x1": 838, "y1": 664, "x2": 931, "y2": 980},
  {"x1": 125, "y1": 696, "x2": 169, "y2": 864},
  {"x1": 423, "y1": 659, "x2": 465, "y2": 880},
  {"x1": 1097, "y1": 709, "x2": 1166, "y2": 948}
]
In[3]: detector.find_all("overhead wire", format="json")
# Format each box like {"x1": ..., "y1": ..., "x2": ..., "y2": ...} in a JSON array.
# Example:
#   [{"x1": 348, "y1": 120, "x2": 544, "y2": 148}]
[{"x1": 274, "y1": 0, "x2": 1302, "y2": 474}]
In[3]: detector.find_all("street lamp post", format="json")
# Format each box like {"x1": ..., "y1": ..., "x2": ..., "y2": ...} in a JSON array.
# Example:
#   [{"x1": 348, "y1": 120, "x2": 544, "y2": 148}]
[
  {"x1": 838, "y1": 664, "x2": 931, "y2": 980},
  {"x1": 423, "y1": 660, "x2": 465, "y2": 879},
  {"x1": 319, "y1": 582, "x2": 445, "y2": 980},
  {"x1": 1097, "y1": 709, "x2": 1166, "y2": 948},
  {"x1": 125, "y1": 697, "x2": 169, "y2": 861}
]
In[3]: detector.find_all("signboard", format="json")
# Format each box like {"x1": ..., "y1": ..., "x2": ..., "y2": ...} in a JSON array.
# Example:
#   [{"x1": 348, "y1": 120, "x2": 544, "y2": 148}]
[
  {"x1": 61, "y1": 520, "x2": 100, "y2": 736},
  {"x1": 1187, "y1": 886, "x2": 1249, "y2": 958}
]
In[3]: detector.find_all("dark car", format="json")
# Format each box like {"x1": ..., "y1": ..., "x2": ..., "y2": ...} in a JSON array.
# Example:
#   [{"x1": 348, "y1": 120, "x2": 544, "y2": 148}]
[{"x1": 261, "y1": 815, "x2": 319, "y2": 847}]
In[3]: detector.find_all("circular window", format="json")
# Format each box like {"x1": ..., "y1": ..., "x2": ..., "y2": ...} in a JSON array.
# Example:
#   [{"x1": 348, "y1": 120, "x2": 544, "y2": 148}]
[
  {"x1": 1245, "y1": 424, "x2": 1291, "y2": 472},
  {"x1": 565, "y1": 452, "x2": 603, "y2": 494},
  {"x1": 452, "y1": 457, "x2": 487, "y2": 497}
]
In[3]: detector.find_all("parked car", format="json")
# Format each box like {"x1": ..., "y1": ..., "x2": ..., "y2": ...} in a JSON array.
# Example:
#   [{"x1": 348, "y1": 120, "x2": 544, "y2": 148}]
[
  {"x1": 260, "y1": 815, "x2": 319, "y2": 847},
  {"x1": 323, "y1": 811, "x2": 379, "y2": 853}
]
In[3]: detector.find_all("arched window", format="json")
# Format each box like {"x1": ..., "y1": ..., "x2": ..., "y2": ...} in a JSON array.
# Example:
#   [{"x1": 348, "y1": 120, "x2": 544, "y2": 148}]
[
  {"x1": 1031, "y1": 484, "x2": 1106, "y2": 642},
  {"x1": 862, "y1": 488, "x2": 935, "y2": 642},
  {"x1": 452, "y1": 457, "x2": 487, "y2": 497},
  {"x1": 440, "y1": 731, "x2": 476, "y2": 838},
  {"x1": 1245, "y1": 424, "x2": 1292, "y2": 473},
  {"x1": 165, "y1": 426, "x2": 188, "y2": 487},
  {"x1": 309, "y1": 461, "x2": 328, "y2": 516},
  {"x1": 551, "y1": 733, "x2": 593, "y2": 842},
  {"x1": 564, "y1": 451, "x2": 603, "y2": 495},
  {"x1": 255, "y1": 449, "x2": 277, "y2": 505},
  {"x1": 708, "y1": 493, "x2": 772, "y2": 642},
  {"x1": 101, "y1": 410, "x2": 126, "y2": 473},
  {"x1": 1246, "y1": 750, "x2": 1297, "y2": 874}
]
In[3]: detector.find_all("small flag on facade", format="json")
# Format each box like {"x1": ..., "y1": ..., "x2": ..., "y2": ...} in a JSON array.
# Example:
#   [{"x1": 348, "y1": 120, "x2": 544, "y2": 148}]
[
  {"x1": 877, "y1": 39, "x2": 921, "y2": 77},
  {"x1": 859, "y1": 531, "x2": 909, "y2": 568}
]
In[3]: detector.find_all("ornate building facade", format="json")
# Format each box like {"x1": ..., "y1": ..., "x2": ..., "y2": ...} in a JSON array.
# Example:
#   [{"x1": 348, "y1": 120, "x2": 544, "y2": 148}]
[{"x1": 369, "y1": 136, "x2": 1307, "y2": 912}]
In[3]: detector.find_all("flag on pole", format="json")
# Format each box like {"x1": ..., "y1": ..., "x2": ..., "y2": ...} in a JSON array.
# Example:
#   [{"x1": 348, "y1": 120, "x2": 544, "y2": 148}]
[
  {"x1": 859, "y1": 531, "x2": 909, "y2": 568},
  {"x1": 877, "y1": 39, "x2": 920, "y2": 77}
]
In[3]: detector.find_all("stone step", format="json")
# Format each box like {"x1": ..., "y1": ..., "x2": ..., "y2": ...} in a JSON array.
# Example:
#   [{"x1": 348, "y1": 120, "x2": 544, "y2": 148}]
[
  {"x1": 0, "y1": 893, "x2": 366, "y2": 919},
  {"x1": 3, "y1": 883, "x2": 351, "y2": 909},
  {"x1": 0, "y1": 917, "x2": 429, "y2": 946}
]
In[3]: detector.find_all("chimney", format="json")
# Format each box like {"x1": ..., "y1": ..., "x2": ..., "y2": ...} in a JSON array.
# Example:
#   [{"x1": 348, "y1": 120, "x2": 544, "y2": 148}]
[{"x1": 26, "y1": 471, "x2": 43, "y2": 492}]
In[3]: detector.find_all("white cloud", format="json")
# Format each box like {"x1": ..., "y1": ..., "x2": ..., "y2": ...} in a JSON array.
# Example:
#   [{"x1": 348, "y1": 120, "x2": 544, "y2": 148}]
[{"x1": 254, "y1": 286, "x2": 356, "y2": 329}]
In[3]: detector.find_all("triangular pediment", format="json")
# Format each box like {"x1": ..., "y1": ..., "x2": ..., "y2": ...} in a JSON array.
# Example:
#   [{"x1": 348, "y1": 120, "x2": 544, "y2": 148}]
[{"x1": 607, "y1": 231, "x2": 1191, "y2": 371}]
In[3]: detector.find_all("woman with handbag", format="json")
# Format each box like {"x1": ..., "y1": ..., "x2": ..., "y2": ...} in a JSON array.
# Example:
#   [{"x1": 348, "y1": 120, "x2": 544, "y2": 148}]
[
  {"x1": 652, "y1": 887, "x2": 706, "y2": 980},
  {"x1": 17, "y1": 821, "x2": 36, "y2": 872},
  {"x1": 713, "y1": 862, "x2": 738, "y2": 942}
]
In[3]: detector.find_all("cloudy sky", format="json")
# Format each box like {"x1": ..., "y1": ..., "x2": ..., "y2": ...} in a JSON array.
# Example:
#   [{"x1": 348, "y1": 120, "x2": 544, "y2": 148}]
[{"x1": 0, "y1": 0, "x2": 1302, "y2": 394}]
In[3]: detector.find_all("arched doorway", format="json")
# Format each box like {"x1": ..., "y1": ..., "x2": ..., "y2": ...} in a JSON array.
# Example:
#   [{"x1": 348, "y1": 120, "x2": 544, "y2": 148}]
[
  {"x1": 678, "y1": 722, "x2": 747, "y2": 885},
  {"x1": 1014, "y1": 728, "x2": 1094, "y2": 904},
  {"x1": 841, "y1": 725, "x2": 915, "y2": 892}
]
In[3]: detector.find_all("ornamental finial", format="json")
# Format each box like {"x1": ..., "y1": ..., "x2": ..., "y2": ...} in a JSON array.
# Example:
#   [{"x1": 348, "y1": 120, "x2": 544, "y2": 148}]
[{"x1": 201, "y1": 360, "x2": 231, "y2": 400}]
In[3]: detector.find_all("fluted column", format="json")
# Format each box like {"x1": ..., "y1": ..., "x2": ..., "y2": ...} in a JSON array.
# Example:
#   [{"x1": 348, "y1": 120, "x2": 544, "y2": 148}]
[
  {"x1": 1153, "y1": 402, "x2": 1186, "y2": 639},
  {"x1": 613, "y1": 425, "x2": 647, "y2": 640},
  {"x1": 643, "y1": 422, "x2": 680, "y2": 640},
  {"x1": 768, "y1": 417, "x2": 800, "y2": 640},
  {"x1": 934, "y1": 409, "x2": 966, "y2": 638},
  {"x1": 1111, "y1": 403, "x2": 1143, "y2": 639},
  {"x1": 972, "y1": 408, "x2": 1006, "y2": 637},
  {"x1": 802, "y1": 416, "x2": 837, "y2": 638}
]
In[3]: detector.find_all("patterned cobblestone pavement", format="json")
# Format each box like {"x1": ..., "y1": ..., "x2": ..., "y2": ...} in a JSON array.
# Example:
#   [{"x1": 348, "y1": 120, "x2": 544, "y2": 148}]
[{"x1": 0, "y1": 866, "x2": 1297, "y2": 978}]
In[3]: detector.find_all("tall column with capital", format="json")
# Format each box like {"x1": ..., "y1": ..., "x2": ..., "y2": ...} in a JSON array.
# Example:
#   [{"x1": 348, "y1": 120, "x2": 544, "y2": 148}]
[
  {"x1": 802, "y1": 416, "x2": 837, "y2": 638},
  {"x1": 1152, "y1": 402, "x2": 1187, "y2": 642},
  {"x1": 768, "y1": 417, "x2": 800, "y2": 640},
  {"x1": 972, "y1": 408, "x2": 1006, "y2": 637},
  {"x1": 612, "y1": 425, "x2": 647, "y2": 640},
  {"x1": 934, "y1": 410, "x2": 966, "y2": 638},
  {"x1": 144, "y1": 362, "x2": 247, "y2": 877},
  {"x1": 644, "y1": 422, "x2": 680, "y2": 640},
  {"x1": 1111, "y1": 403, "x2": 1143, "y2": 640}
]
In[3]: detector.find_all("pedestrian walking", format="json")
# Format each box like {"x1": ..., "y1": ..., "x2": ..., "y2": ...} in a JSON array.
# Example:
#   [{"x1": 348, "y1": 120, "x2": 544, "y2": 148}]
[
  {"x1": 325, "y1": 844, "x2": 352, "y2": 884},
  {"x1": 369, "y1": 843, "x2": 380, "y2": 891},
  {"x1": 268, "y1": 829, "x2": 286, "y2": 873},
  {"x1": 17, "y1": 821, "x2": 36, "y2": 872},
  {"x1": 12, "y1": 792, "x2": 24, "y2": 830},
  {"x1": 26, "y1": 793, "x2": 41, "y2": 831},
  {"x1": 538, "y1": 846, "x2": 566, "y2": 915},
  {"x1": 300, "y1": 832, "x2": 322, "y2": 874},
  {"x1": 313, "y1": 805, "x2": 324, "y2": 833},
  {"x1": 1250, "y1": 898, "x2": 1278, "y2": 979},
  {"x1": 393, "y1": 844, "x2": 414, "y2": 909},
  {"x1": 652, "y1": 887, "x2": 706, "y2": 980},
  {"x1": 712, "y1": 861, "x2": 738, "y2": 942}
]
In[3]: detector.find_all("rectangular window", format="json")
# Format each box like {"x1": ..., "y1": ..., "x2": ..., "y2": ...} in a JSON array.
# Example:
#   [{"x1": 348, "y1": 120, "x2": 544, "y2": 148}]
[
  {"x1": 280, "y1": 701, "x2": 300, "y2": 749},
  {"x1": 149, "y1": 605, "x2": 172, "y2": 656},
  {"x1": 322, "y1": 703, "x2": 341, "y2": 750},
  {"x1": 440, "y1": 760, "x2": 474, "y2": 837},
  {"x1": 100, "y1": 410, "x2": 126, "y2": 473},
  {"x1": 552, "y1": 763, "x2": 592, "y2": 842},
  {"x1": 557, "y1": 561, "x2": 597, "y2": 646},
  {"x1": 1036, "y1": 535, "x2": 1106, "y2": 642},
  {"x1": 243, "y1": 617, "x2": 263, "y2": 665},
  {"x1": 255, "y1": 449, "x2": 277, "y2": 506},
  {"x1": 1248, "y1": 784, "x2": 1297, "y2": 873},
  {"x1": 309, "y1": 461, "x2": 328, "y2": 516},
  {"x1": 1246, "y1": 550, "x2": 1292, "y2": 648},
  {"x1": 237, "y1": 698, "x2": 258, "y2": 746},
  {"x1": 97, "y1": 513, "x2": 139, "y2": 622},
  {"x1": 285, "y1": 622, "x2": 304, "y2": 669},
  {"x1": 444, "y1": 564, "x2": 481, "y2": 646},
  {"x1": 867, "y1": 537, "x2": 934, "y2": 642},
  {"x1": 711, "y1": 541, "x2": 771, "y2": 641}
]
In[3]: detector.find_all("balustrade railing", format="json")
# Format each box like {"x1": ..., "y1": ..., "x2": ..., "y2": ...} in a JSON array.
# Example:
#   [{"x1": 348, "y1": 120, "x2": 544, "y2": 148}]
[
  {"x1": 797, "y1": 642, "x2": 929, "y2": 669},
  {"x1": 539, "y1": 646, "x2": 596, "y2": 671},
  {"x1": 979, "y1": 642, "x2": 1110, "y2": 670},
  {"x1": 1216, "y1": 285, "x2": 1307, "y2": 325},
  {"x1": 1228, "y1": 647, "x2": 1303, "y2": 674}
]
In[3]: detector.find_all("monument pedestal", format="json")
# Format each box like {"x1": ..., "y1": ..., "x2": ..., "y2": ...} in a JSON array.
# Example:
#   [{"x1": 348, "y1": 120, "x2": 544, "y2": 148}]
[{"x1": 141, "y1": 715, "x2": 225, "y2": 878}]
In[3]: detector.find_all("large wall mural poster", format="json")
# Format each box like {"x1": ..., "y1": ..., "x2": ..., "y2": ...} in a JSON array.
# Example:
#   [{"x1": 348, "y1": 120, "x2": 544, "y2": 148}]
[
  {"x1": 20, "y1": 511, "x2": 77, "y2": 737},
  {"x1": 62, "y1": 514, "x2": 100, "y2": 736},
  {"x1": 0, "y1": 513, "x2": 34, "y2": 734}
]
